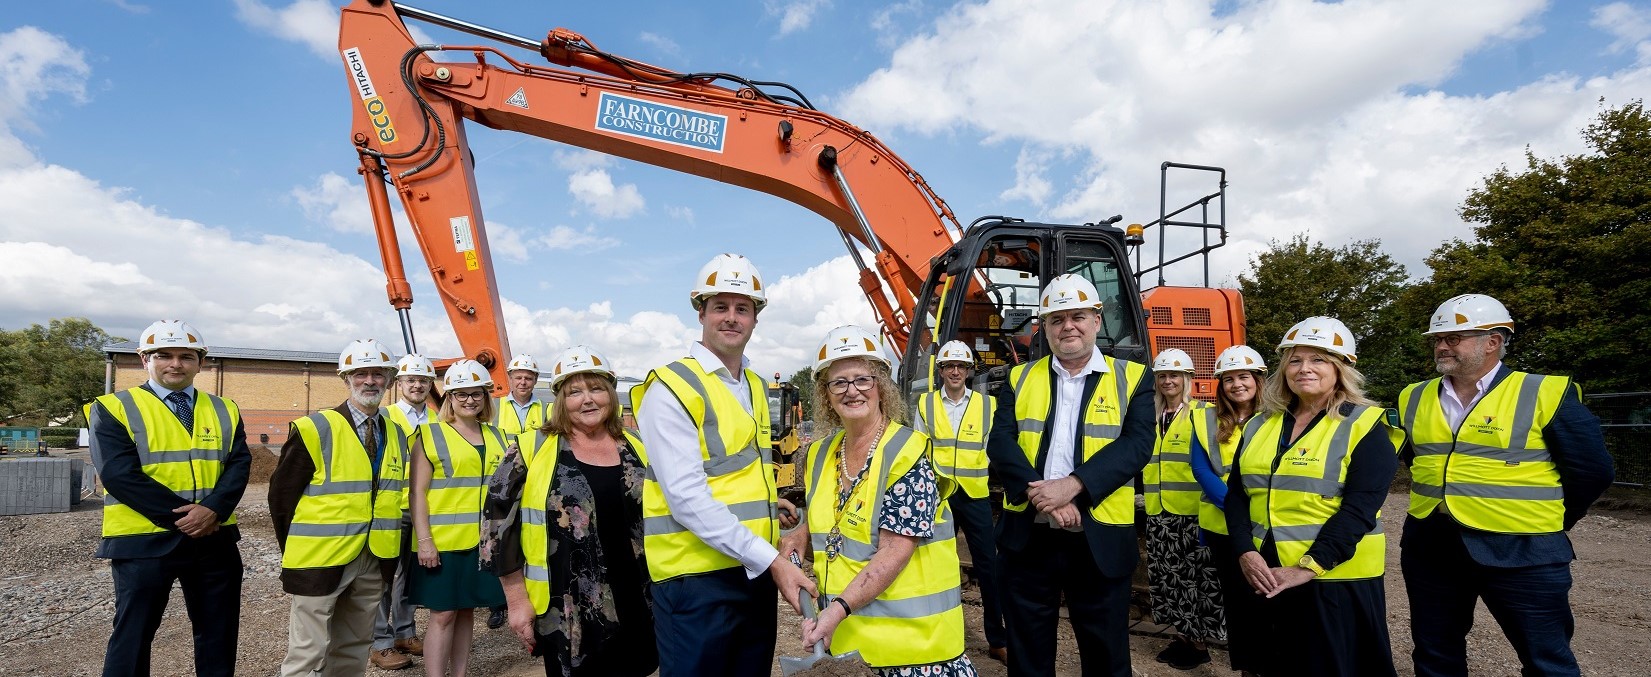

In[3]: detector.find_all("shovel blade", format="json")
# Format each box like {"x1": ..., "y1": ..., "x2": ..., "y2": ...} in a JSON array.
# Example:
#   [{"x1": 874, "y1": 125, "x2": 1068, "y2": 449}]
[{"x1": 779, "y1": 654, "x2": 821, "y2": 677}]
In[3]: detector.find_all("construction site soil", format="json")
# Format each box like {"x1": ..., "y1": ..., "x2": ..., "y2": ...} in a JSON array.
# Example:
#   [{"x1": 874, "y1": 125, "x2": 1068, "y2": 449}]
[{"x1": 2, "y1": 463, "x2": 1648, "y2": 676}]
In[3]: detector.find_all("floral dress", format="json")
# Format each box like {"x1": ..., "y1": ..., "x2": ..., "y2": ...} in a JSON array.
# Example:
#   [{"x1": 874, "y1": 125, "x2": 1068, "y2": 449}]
[
  {"x1": 482, "y1": 436, "x2": 655, "y2": 677},
  {"x1": 839, "y1": 454, "x2": 978, "y2": 677}
]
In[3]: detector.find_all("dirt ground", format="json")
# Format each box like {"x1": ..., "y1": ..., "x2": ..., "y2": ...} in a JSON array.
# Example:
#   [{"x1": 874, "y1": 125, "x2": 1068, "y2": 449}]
[{"x1": 2, "y1": 478, "x2": 1648, "y2": 676}]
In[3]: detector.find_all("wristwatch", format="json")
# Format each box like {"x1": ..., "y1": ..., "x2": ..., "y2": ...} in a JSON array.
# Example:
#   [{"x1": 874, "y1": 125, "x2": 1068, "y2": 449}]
[{"x1": 1297, "y1": 555, "x2": 1326, "y2": 576}]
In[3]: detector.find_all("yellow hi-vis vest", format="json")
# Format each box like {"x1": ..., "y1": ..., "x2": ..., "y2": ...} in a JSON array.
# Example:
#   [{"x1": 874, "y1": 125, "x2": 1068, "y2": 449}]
[
  {"x1": 1003, "y1": 355, "x2": 1148, "y2": 526},
  {"x1": 493, "y1": 398, "x2": 546, "y2": 437},
  {"x1": 521, "y1": 430, "x2": 646, "y2": 614},
  {"x1": 93, "y1": 388, "x2": 242, "y2": 537},
  {"x1": 804, "y1": 425, "x2": 965, "y2": 668},
  {"x1": 630, "y1": 359, "x2": 777, "y2": 582},
  {"x1": 1145, "y1": 401, "x2": 1210, "y2": 516},
  {"x1": 1189, "y1": 406, "x2": 1243, "y2": 535},
  {"x1": 386, "y1": 402, "x2": 436, "y2": 435},
  {"x1": 418, "y1": 421, "x2": 509, "y2": 552},
  {"x1": 913, "y1": 390, "x2": 994, "y2": 500},
  {"x1": 1400, "y1": 372, "x2": 1571, "y2": 534},
  {"x1": 1238, "y1": 406, "x2": 1402, "y2": 580},
  {"x1": 281, "y1": 410, "x2": 408, "y2": 569}
]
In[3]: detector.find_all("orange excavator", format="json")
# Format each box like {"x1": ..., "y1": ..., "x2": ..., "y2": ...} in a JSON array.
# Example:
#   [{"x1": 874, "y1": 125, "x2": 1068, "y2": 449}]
[{"x1": 336, "y1": 0, "x2": 1243, "y2": 399}]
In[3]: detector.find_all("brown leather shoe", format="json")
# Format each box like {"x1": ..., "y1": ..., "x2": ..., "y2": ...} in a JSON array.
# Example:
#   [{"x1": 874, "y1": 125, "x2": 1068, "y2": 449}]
[
  {"x1": 371, "y1": 648, "x2": 412, "y2": 670},
  {"x1": 394, "y1": 637, "x2": 423, "y2": 656},
  {"x1": 989, "y1": 646, "x2": 1008, "y2": 663}
]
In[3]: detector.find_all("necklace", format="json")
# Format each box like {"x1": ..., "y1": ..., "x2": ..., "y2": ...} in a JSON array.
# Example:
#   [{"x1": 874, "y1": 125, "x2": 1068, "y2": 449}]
[{"x1": 825, "y1": 417, "x2": 887, "y2": 562}]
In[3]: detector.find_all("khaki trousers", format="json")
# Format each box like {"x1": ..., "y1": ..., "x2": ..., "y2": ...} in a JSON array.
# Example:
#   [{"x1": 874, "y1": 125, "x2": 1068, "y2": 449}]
[{"x1": 280, "y1": 549, "x2": 385, "y2": 677}]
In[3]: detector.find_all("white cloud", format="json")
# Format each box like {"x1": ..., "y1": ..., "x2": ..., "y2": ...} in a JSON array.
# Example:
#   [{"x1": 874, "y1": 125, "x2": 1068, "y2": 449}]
[
  {"x1": 106, "y1": 0, "x2": 150, "y2": 14},
  {"x1": 231, "y1": 0, "x2": 337, "y2": 61},
  {"x1": 533, "y1": 225, "x2": 620, "y2": 252},
  {"x1": 638, "y1": 32, "x2": 682, "y2": 58},
  {"x1": 551, "y1": 149, "x2": 614, "y2": 172},
  {"x1": 292, "y1": 172, "x2": 373, "y2": 234},
  {"x1": 567, "y1": 168, "x2": 647, "y2": 219},
  {"x1": 999, "y1": 147, "x2": 1054, "y2": 205},
  {"x1": 0, "y1": 27, "x2": 89, "y2": 131},
  {"x1": 1593, "y1": 2, "x2": 1651, "y2": 63},
  {"x1": 665, "y1": 205, "x2": 696, "y2": 223},
  {"x1": 482, "y1": 221, "x2": 531, "y2": 263},
  {"x1": 835, "y1": 0, "x2": 1651, "y2": 282},
  {"x1": 768, "y1": 0, "x2": 832, "y2": 36}
]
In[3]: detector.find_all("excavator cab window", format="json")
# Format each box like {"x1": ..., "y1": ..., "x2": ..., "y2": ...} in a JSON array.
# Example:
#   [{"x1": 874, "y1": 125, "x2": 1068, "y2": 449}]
[{"x1": 1058, "y1": 234, "x2": 1142, "y2": 359}]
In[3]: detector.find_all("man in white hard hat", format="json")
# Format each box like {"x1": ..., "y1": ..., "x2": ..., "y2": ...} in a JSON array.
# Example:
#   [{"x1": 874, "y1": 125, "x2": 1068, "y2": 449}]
[
  {"x1": 370, "y1": 354, "x2": 438, "y2": 669},
  {"x1": 494, "y1": 354, "x2": 546, "y2": 438},
  {"x1": 1398, "y1": 294, "x2": 1614, "y2": 677},
  {"x1": 914, "y1": 340, "x2": 1007, "y2": 662},
  {"x1": 90, "y1": 320, "x2": 250, "y2": 677},
  {"x1": 986, "y1": 274, "x2": 1156, "y2": 677},
  {"x1": 270, "y1": 339, "x2": 411, "y2": 677},
  {"x1": 632, "y1": 253, "x2": 812, "y2": 676}
]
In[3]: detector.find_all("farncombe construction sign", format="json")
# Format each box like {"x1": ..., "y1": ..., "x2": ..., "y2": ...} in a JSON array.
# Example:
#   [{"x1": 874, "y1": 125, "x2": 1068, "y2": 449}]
[{"x1": 594, "y1": 93, "x2": 727, "y2": 153}]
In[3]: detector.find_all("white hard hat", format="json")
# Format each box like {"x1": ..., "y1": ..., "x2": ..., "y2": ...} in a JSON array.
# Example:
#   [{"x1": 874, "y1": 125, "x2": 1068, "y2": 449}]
[
  {"x1": 506, "y1": 354, "x2": 540, "y2": 374},
  {"x1": 1278, "y1": 316, "x2": 1358, "y2": 363},
  {"x1": 396, "y1": 353, "x2": 436, "y2": 379},
  {"x1": 1425, "y1": 294, "x2": 1515, "y2": 335},
  {"x1": 1213, "y1": 345, "x2": 1268, "y2": 375},
  {"x1": 139, "y1": 320, "x2": 207, "y2": 355},
  {"x1": 338, "y1": 339, "x2": 395, "y2": 375},
  {"x1": 690, "y1": 253, "x2": 767, "y2": 310},
  {"x1": 816, "y1": 325, "x2": 890, "y2": 372},
  {"x1": 1038, "y1": 274, "x2": 1103, "y2": 317},
  {"x1": 443, "y1": 359, "x2": 494, "y2": 390},
  {"x1": 936, "y1": 340, "x2": 974, "y2": 365},
  {"x1": 549, "y1": 345, "x2": 614, "y2": 390},
  {"x1": 1153, "y1": 348, "x2": 1196, "y2": 374}
]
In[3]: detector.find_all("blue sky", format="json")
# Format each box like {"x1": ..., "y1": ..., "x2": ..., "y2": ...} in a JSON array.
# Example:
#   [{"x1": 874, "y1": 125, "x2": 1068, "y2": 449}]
[{"x1": 2, "y1": 0, "x2": 1648, "y2": 381}]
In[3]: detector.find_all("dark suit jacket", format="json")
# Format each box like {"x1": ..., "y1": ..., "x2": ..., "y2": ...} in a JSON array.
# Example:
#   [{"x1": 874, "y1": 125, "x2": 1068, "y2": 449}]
[
  {"x1": 90, "y1": 383, "x2": 250, "y2": 559},
  {"x1": 1400, "y1": 364, "x2": 1615, "y2": 567},
  {"x1": 986, "y1": 356, "x2": 1156, "y2": 578},
  {"x1": 269, "y1": 401, "x2": 398, "y2": 595}
]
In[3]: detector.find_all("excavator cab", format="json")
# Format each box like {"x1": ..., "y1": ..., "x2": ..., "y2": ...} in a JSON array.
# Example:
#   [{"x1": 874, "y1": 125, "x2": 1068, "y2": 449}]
[{"x1": 898, "y1": 218, "x2": 1150, "y2": 396}]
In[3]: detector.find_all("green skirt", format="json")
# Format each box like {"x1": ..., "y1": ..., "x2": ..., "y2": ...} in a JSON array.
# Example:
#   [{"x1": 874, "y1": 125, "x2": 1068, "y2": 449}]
[{"x1": 407, "y1": 547, "x2": 506, "y2": 611}]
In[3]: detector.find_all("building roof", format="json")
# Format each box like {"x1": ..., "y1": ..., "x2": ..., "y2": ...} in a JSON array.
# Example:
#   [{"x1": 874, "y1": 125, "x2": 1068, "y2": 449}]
[{"x1": 104, "y1": 341, "x2": 338, "y2": 363}]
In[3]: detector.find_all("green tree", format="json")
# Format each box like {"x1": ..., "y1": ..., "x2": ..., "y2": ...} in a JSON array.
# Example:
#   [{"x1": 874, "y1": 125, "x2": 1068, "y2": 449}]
[
  {"x1": 1237, "y1": 235, "x2": 1415, "y2": 404},
  {"x1": 787, "y1": 367, "x2": 815, "y2": 421},
  {"x1": 0, "y1": 318, "x2": 121, "y2": 425},
  {"x1": 1415, "y1": 99, "x2": 1651, "y2": 392}
]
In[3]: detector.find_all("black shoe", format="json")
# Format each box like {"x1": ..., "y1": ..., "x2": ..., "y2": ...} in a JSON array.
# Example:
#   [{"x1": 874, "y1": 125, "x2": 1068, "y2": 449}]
[
  {"x1": 1168, "y1": 645, "x2": 1212, "y2": 671},
  {"x1": 1155, "y1": 640, "x2": 1186, "y2": 664},
  {"x1": 487, "y1": 606, "x2": 507, "y2": 630}
]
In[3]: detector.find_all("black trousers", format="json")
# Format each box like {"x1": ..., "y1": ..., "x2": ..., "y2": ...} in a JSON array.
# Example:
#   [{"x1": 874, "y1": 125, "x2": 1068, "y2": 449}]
[
  {"x1": 950, "y1": 491, "x2": 1007, "y2": 649},
  {"x1": 1255, "y1": 577, "x2": 1395, "y2": 677},
  {"x1": 1402, "y1": 516, "x2": 1579, "y2": 677},
  {"x1": 103, "y1": 538, "x2": 243, "y2": 677},
  {"x1": 651, "y1": 567, "x2": 777, "y2": 677},
  {"x1": 1205, "y1": 531, "x2": 1266, "y2": 673},
  {"x1": 1002, "y1": 527, "x2": 1131, "y2": 677}
]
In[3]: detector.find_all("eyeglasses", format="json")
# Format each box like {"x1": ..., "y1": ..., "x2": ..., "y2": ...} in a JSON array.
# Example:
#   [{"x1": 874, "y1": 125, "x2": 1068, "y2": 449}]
[
  {"x1": 1428, "y1": 331, "x2": 1493, "y2": 348},
  {"x1": 449, "y1": 391, "x2": 487, "y2": 402},
  {"x1": 827, "y1": 375, "x2": 878, "y2": 395},
  {"x1": 938, "y1": 363, "x2": 970, "y2": 372}
]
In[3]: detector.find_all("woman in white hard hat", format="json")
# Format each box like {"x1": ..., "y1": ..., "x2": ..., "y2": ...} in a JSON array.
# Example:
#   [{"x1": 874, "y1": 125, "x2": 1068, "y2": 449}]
[
  {"x1": 409, "y1": 359, "x2": 510, "y2": 677},
  {"x1": 779, "y1": 326, "x2": 976, "y2": 676},
  {"x1": 484, "y1": 346, "x2": 657, "y2": 677},
  {"x1": 1143, "y1": 348, "x2": 1222, "y2": 670},
  {"x1": 1188, "y1": 345, "x2": 1268, "y2": 676},
  {"x1": 1223, "y1": 317, "x2": 1402, "y2": 676}
]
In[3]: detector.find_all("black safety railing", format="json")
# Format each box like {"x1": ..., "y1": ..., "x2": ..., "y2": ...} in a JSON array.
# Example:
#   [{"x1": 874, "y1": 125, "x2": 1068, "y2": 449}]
[
  {"x1": 1132, "y1": 162, "x2": 1228, "y2": 290},
  {"x1": 1586, "y1": 391, "x2": 1650, "y2": 489}
]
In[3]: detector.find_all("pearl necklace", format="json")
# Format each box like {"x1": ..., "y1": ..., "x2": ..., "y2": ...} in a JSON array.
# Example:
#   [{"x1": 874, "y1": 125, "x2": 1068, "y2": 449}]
[{"x1": 825, "y1": 417, "x2": 887, "y2": 561}]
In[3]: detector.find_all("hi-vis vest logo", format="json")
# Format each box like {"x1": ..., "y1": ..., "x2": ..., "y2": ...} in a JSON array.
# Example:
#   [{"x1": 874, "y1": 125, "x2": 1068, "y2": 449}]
[
  {"x1": 1469, "y1": 414, "x2": 1504, "y2": 436},
  {"x1": 1287, "y1": 445, "x2": 1320, "y2": 466},
  {"x1": 594, "y1": 92, "x2": 727, "y2": 153},
  {"x1": 343, "y1": 48, "x2": 397, "y2": 145},
  {"x1": 1089, "y1": 396, "x2": 1115, "y2": 416}
]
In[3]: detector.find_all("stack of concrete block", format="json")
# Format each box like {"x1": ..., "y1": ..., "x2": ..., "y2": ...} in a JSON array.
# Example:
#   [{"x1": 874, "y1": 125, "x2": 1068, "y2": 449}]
[{"x1": 0, "y1": 457, "x2": 80, "y2": 515}]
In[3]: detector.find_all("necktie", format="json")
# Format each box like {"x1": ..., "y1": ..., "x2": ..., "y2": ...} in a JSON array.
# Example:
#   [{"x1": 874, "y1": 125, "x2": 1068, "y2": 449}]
[
  {"x1": 167, "y1": 391, "x2": 194, "y2": 432},
  {"x1": 360, "y1": 417, "x2": 379, "y2": 465}
]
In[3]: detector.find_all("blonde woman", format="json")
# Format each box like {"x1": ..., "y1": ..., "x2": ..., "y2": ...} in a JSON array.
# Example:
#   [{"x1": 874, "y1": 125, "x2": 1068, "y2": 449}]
[
  {"x1": 1143, "y1": 348, "x2": 1221, "y2": 670},
  {"x1": 779, "y1": 325, "x2": 976, "y2": 676},
  {"x1": 409, "y1": 360, "x2": 509, "y2": 677},
  {"x1": 1223, "y1": 317, "x2": 1402, "y2": 676}
]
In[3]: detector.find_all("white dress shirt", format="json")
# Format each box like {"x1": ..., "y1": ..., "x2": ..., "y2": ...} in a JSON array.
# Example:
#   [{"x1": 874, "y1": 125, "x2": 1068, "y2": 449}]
[
  {"x1": 1441, "y1": 361, "x2": 1502, "y2": 431},
  {"x1": 635, "y1": 342, "x2": 775, "y2": 578},
  {"x1": 396, "y1": 400, "x2": 430, "y2": 428},
  {"x1": 942, "y1": 388, "x2": 972, "y2": 432},
  {"x1": 1044, "y1": 346, "x2": 1110, "y2": 481}
]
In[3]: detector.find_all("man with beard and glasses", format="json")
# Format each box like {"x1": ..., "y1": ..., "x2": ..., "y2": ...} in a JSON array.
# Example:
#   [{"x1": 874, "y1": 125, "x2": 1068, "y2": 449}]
[
  {"x1": 271, "y1": 339, "x2": 411, "y2": 677},
  {"x1": 1398, "y1": 294, "x2": 1614, "y2": 677}
]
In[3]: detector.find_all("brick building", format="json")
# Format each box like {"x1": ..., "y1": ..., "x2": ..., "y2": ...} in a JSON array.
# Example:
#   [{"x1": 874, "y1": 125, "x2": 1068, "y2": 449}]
[{"x1": 104, "y1": 342, "x2": 348, "y2": 447}]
